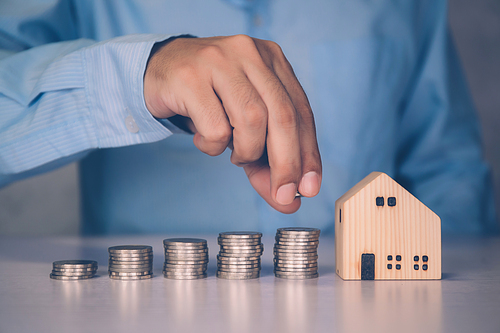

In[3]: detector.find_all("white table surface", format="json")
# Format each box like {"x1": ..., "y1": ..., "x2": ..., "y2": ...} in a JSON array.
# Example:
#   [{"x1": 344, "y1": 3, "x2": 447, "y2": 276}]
[{"x1": 0, "y1": 234, "x2": 499, "y2": 333}]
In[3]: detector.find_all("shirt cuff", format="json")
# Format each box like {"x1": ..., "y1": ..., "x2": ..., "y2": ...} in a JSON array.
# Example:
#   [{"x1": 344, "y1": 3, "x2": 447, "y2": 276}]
[{"x1": 82, "y1": 34, "x2": 177, "y2": 148}]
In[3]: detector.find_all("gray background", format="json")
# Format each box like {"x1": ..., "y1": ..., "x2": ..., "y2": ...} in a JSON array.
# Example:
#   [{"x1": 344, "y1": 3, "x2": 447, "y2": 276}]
[{"x1": 1, "y1": 0, "x2": 499, "y2": 235}]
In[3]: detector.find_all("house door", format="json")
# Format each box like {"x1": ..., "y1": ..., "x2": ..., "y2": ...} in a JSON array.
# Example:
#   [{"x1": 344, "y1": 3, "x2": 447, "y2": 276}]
[{"x1": 361, "y1": 253, "x2": 375, "y2": 280}]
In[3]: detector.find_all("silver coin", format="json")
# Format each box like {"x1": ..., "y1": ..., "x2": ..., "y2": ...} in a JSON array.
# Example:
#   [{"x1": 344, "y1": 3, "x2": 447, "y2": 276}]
[
  {"x1": 219, "y1": 231, "x2": 262, "y2": 239},
  {"x1": 216, "y1": 271, "x2": 260, "y2": 279},
  {"x1": 275, "y1": 262, "x2": 318, "y2": 268},
  {"x1": 165, "y1": 248, "x2": 208, "y2": 254},
  {"x1": 218, "y1": 236, "x2": 261, "y2": 242},
  {"x1": 50, "y1": 271, "x2": 96, "y2": 277},
  {"x1": 165, "y1": 252, "x2": 208, "y2": 258},
  {"x1": 217, "y1": 254, "x2": 260, "y2": 261},
  {"x1": 53, "y1": 260, "x2": 98, "y2": 268},
  {"x1": 109, "y1": 274, "x2": 153, "y2": 280},
  {"x1": 109, "y1": 271, "x2": 153, "y2": 276},
  {"x1": 49, "y1": 273, "x2": 95, "y2": 280},
  {"x1": 219, "y1": 249, "x2": 263, "y2": 256},
  {"x1": 109, "y1": 263, "x2": 152, "y2": 269},
  {"x1": 163, "y1": 273, "x2": 207, "y2": 280},
  {"x1": 164, "y1": 260, "x2": 209, "y2": 265},
  {"x1": 108, "y1": 245, "x2": 152, "y2": 254},
  {"x1": 273, "y1": 250, "x2": 318, "y2": 257},
  {"x1": 217, "y1": 263, "x2": 260, "y2": 269},
  {"x1": 218, "y1": 237, "x2": 261, "y2": 245},
  {"x1": 217, "y1": 267, "x2": 261, "y2": 273},
  {"x1": 217, "y1": 252, "x2": 262, "y2": 258},
  {"x1": 163, "y1": 238, "x2": 207, "y2": 245},
  {"x1": 275, "y1": 272, "x2": 319, "y2": 279},
  {"x1": 274, "y1": 269, "x2": 319, "y2": 276},
  {"x1": 277, "y1": 227, "x2": 320, "y2": 234},
  {"x1": 164, "y1": 263, "x2": 208, "y2": 268},
  {"x1": 274, "y1": 241, "x2": 319, "y2": 248},
  {"x1": 108, "y1": 267, "x2": 152, "y2": 273},
  {"x1": 109, "y1": 255, "x2": 153, "y2": 261},
  {"x1": 163, "y1": 270, "x2": 206, "y2": 276},
  {"x1": 52, "y1": 267, "x2": 98, "y2": 272},
  {"x1": 109, "y1": 252, "x2": 153, "y2": 257},
  {"x1": 274, "y1": 245, "x2": 317, "y2": 252},
  {"x1": 220, "y1": 243, "x2": 264, "y2": 250},
  {"x1": 274, "y1": 266, "x2": 318, "y2": 273}
]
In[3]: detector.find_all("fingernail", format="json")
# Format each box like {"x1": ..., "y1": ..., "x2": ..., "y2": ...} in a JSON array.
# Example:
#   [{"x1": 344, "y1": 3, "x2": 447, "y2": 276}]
[
  {"x1": 301, "y1": 171, "x2": 320, "y2": 196},
  {"x1": 276, "y1": 183, "x2": 297, "y2": 205}
]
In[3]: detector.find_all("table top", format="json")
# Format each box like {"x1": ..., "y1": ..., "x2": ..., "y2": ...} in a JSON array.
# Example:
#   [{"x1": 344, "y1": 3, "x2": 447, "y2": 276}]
[{"x1": 1, "y1": 234, "x2": 499, "y2": 333}]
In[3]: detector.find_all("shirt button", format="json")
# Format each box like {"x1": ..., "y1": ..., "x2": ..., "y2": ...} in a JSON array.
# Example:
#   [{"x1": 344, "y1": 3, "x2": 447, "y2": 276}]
[{"x1": 125, "y1": 115, "x2": 139, "y2": 133}]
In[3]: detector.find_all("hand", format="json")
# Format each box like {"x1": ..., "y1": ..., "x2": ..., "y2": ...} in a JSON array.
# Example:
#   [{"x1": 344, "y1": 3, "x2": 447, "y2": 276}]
[{"x1": 144, "y1": 35, "x2": 321, "y2": 213}]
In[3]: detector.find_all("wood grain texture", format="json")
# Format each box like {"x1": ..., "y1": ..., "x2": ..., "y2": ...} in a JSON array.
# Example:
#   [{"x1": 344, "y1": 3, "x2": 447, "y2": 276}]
[{"x1": 335, "y1": 172, "x2": 441, "y2": 280}]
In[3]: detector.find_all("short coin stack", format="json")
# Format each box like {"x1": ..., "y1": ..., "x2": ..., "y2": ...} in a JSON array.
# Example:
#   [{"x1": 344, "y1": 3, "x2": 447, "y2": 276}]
[
  {"x1": 274, "y1": 227, "x2": 321, "y2": 279},
  {"x1": 50, "y1": 260, "x2": 98, "y2": 280},
  {"x1": 108, "y1": 245, "x2": 153, "y2": 280},
  {"x1": 216, "y1": 231, "x2": 263, "y2": 280},
  {"x1": 163, "y1": 238, "x2": 209, "y2": 279}
]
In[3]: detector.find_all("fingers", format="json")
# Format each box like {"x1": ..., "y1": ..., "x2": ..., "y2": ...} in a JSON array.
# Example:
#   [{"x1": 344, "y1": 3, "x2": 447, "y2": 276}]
[
  {"x1": 243, "y1": 43, "x2": 303, "y2": 206},
  {"x1": 244, "y1": 158, "x2": 302, "y2": 214},
  {"x1": 212, "y1": 68, "x2": 268, "y2": 166},
  {"x1": 182, "y1": 82, "x2": 233, "y2": 156},
  {"x1": 270, "y1": 49, "x2": 322, "y2": 197}
]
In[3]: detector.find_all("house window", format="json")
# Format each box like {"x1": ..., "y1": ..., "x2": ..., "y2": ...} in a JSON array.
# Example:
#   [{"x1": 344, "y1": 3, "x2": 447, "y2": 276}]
[
  {"x1": 388, "y1": 197, "x2": 396, "y2": 206},
  {"x1": 376, "y1": 197, "x2": 384, "y2": 206}
]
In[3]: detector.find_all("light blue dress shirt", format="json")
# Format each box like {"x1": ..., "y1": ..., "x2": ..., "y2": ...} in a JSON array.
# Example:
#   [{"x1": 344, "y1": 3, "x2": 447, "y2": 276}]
[{"x1": 0, "y1": 0, "x2": 497, "y2": 234}]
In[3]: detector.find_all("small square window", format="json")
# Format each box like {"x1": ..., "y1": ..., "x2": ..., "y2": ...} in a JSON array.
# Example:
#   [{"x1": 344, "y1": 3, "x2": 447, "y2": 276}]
[
  {"x1": 422, "y1": 255, "x2": 428, "y2": 262},
  {"x1": 414, "y1": 264, "x2": 419, "y2": 270},
  {"x1": 388, "y1": 197, "x2": 396, "y2": 206},
  {"x1": 396, "y1": 264, "x2": 401, "y2": 270},
  {"x1": 396, "y1": 255, "x2": 401, "y2": 261},
  {"x1": 387, "y1": 264, "x2": 392, "y2": 269},
  {"x1": 387, "y1": 255, "x2": 393, "y2": 261},
  {"x1": 422, "y1": 264, "x2": 428, "y2": 271},
  {"x1": 376, "y1": 197, "x2": 384, "y2": 206},
  {"x1": 414, "y1": 256, "x2": 419, "y2": 262}
]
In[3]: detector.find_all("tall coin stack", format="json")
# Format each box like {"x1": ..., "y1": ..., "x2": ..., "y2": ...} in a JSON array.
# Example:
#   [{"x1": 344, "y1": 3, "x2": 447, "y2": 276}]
[
  {"x1": 273, "y1": 227, "x2": 321, "y2": 279},
  {"x1": 50, "y1": 260, "x2": 98, "y2": 280},
  {"x1": 108, "y1": 245, "x2": 153, "y2": 280},
  {"x1": 163, "y1": 238, "x2": 209, "y2": 279},
  {"x1": 216, "y1": 231, "x2": 263, "y2": 280}
]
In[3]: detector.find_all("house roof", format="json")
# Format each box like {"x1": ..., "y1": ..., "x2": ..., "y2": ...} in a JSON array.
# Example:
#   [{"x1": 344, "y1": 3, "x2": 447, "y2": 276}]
[{"x1": 336, "y1": 171, "x2": 385, "y2": 205}]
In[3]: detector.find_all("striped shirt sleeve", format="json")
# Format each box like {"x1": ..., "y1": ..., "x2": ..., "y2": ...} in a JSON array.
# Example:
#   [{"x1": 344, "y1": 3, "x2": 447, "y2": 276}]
[{"x1": 0, "y1": 34, "x2": 174, "y2": 182}]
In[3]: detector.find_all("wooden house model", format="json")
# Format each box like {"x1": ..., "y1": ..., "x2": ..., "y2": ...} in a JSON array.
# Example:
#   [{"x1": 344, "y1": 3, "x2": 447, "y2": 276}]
[{"x1": 335, "y1": 172, "x2": 441, "y2": 280}]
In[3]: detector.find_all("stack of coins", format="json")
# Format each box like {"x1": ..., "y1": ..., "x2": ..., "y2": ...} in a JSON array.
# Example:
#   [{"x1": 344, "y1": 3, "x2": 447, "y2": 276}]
[
  {"x1": 216, "y1": 231, "x2": 263, "y2": 280},
  {"x1": 163, "y1": 238, "x2": 209, "y2": 279},
  {"x1": 273, "y1": 227, "x2": 321, "y2": 279},
  {"x1": 50, "y1": 260, "x2": 98, "y2": 280},
  {"x1": 108, "y1": 245, "x2": 153, "y2": 280}
]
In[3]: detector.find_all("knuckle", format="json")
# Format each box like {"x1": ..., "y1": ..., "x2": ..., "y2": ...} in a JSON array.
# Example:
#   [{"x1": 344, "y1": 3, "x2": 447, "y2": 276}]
[
  {"x1": 272, "y1": 101, "x2": 297, "y2": 129},
  {"x1": 243, "y1": 103, "x2": 267, "y2": 130},
  {"x1": 197, "y1": 44, "x2": 225, "y2": 62},
  {"x1": 204, "y1": 124, "x2": 232, "y2": 146},
  {"x1": 229, "y1": 34, "x2": 256, "y2": 49}
]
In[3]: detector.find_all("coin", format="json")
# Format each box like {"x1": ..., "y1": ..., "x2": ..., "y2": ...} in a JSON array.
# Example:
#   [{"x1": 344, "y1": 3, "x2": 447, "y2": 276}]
[
  {"x1": 219, "y1": 231, "x2": 262, "y2": 239},
  {"x1": 49, "y1": 273, "x2": 95, "y2": 280},
  {"x1": 109, "y1": 274, "x2": 153, "y2": 280},
  {"x1": 216, "y1": 271, "x2": 260, "y2": 279},
  {"x1": 217, "y1": 263, "x2": 260, "y2": 269},
  {"x1": 163, "y1": 273, "x2": 207, "y2": 280},
  {"x1": 277, "y1": 227, "x2": 320, "y2": 234},
  {"x1": 274, "y1": 266, "x2": 318, "y2": 273},
  {"x1": 108, "y1": 245, "x2": 152, "y2": 254},
  {"x1": 165, "y1": 248, "x2": 209, "y2": 254},
  {"x1": 275, "y1": 272, "x2": 319, "y2": 279},
  {"x1": 53, "y1": 260, "x2": 98, "y2": 268},
  {"x1": 163, "y1": 238, "x2": 207, "y2": 245},
  {"x1": 52, "y1": 267, "x2": 97, "y2": 272}
]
